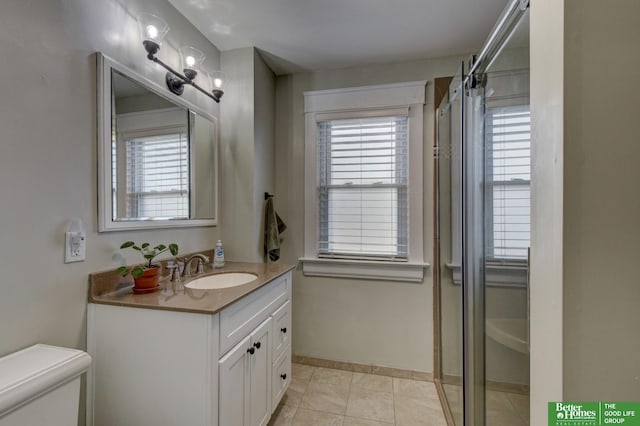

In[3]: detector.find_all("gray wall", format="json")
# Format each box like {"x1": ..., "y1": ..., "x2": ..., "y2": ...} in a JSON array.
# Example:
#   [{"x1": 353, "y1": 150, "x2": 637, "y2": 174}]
[
  {"x1": 220, "y1": 48, "x2": 257, "y2": 261},
  {"x1": 563, "y1": 0, "x2": 640, "y2": 399},
  {"x1": 219, "y1": 48, "x2": 276, "y2": 262},
  {"x1": 275, "y1": 56, "x2": 463, "y2": 372},
  {"x1": 0, "y1": 0, "x2": 221, "y2": 357},
  {"x1": 253, "y1": 50, "x2": 276, "y2": 261},
  {"x1": 531, "y1": 0, "x2": 640, "y2": 420}
]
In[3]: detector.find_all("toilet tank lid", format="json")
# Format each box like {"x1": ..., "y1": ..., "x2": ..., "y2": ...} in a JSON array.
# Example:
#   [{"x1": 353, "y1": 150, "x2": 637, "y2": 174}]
[{"x1": 0, "y1": 344, "x2": 92, "y2": 417}]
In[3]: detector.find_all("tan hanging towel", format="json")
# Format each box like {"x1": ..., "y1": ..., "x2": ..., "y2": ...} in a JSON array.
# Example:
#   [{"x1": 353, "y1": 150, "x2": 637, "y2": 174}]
[{"x1": 264, "y1": 196, "x2": 287, "y2": 261}]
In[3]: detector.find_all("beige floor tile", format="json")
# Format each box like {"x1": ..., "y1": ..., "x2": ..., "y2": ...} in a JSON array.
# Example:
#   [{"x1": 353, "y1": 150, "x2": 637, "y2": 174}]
[
  {"x1": 442, "y1": 383, "x2": 462, "y2": 405},
  {"x1": 281, "y1": 378, "x2": 308, "y2": 408},
  {"x1": 450, "y1": 408, "x2": 463, "y2": 426},
  {"x1": 343, "y1": 416, "x2": 394, "y2": 426},
  {"x1": 393, "y1": 378, "x2": 440, "y2": 400},
  {"x1": 486, "y1": 390, "x2": 513, "y2": 412},
  {"x1": 486, "y1": 408, "x2": 527, "y2": 426},
  {"x1": 312, "y1": 367, "x2": 354, "y2": 387},
  {"x1": 269, "y1": 404, "x2": 297, "y2": 426},
  {"x1": 485, "y1": 390, "x2": 528, "y2": 426},
  {"x1": 345, "y1": 387, "x2": 394, "y2": 423},
  {"x1": 442, "y1": 384, "x2": 464, "y2": 426},
  {"x1": 292, "y1": 363, "x2": 315, "y2": 382},
  {"x1": 351, "y1": 373, "x2": 393, "y2": 393},
  {"x1": 395, "y1": 395, "x2": 447, "y2": 426},
  {"x1": 506, "y1": 392, "x2": 530, "y2": 425},
  {"x1": 299, "y1": 380, "x2": 350, "y2": 415},
  {"x1": 293, "y1": 408, "x2": 344, "y2": 426}
]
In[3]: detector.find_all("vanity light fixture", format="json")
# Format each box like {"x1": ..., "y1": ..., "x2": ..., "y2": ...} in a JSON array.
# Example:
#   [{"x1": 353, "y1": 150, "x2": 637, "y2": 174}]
[{"x1": 138, "y1": 13, "x2": 225, "y2": 103}]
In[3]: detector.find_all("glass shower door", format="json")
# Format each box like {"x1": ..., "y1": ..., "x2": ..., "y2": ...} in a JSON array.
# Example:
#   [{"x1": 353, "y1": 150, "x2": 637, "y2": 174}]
[
  {"x1": 436, "y1": 63, "x2": 464, "y2": 425},
  {"x1": 481, "y1": 12, "x2": 531, "y2": 423},
  {"x1": 437, "y1": 3, "x2": 530, "y2": 425},
  {"x1": 463, "y1": 75, "x2": 488, "y2": 426},
  {"x1": 465, "y1": 63, "x2": 531, "y2": 426}
]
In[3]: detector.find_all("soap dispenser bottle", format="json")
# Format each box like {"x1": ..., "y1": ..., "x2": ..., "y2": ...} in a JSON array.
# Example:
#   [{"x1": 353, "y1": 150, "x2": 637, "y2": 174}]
[{"x1": 214, "y1": 240, "x2": 225, "y2": 268}]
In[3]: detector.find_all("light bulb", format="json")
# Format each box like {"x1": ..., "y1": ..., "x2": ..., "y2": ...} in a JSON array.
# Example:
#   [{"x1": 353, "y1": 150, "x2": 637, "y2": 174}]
[
  {"x1": 213, "y1": 78, "x2": 223, "y2": 88},
  {"x1": 185, "y1": 55, "x2": 196, "y2": 67},
  {"x1": 146, "y1": 24, "x2": 158, "y2": 39}
]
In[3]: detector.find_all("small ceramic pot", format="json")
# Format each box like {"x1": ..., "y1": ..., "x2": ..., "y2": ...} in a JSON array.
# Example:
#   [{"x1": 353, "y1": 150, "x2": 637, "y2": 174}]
[{"x1": 133, "y1": 266, "x2": 160, "y2": 291}]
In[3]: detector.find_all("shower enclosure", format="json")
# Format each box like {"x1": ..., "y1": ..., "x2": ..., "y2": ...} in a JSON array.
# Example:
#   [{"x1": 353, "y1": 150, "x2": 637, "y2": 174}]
[{"x1": 434, "y1": 1, "x2": 530, "y2": 425}]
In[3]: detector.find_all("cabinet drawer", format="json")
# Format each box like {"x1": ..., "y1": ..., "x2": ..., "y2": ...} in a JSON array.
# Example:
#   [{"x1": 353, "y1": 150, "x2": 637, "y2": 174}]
[
  {"x1": 271, "y1": 300, "x2": 291, "y2": 361},
  {"x1": 271, "y1": 346, "x2": 291, "y2": 413},
  {"x1": 220, "y1": 273, "x2": 290, "y2": 355}
]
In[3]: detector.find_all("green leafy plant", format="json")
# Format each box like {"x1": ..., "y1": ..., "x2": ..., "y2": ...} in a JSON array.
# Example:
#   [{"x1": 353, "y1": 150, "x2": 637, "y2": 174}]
[{"x1": 116, "y1": 241, "x2": 179, "y2": 279}]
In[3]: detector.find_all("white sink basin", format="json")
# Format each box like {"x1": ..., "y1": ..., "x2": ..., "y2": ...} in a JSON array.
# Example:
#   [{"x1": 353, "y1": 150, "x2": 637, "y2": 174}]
[{"x1": 185, "y1": 273, "x2": 258, "y2": 290}]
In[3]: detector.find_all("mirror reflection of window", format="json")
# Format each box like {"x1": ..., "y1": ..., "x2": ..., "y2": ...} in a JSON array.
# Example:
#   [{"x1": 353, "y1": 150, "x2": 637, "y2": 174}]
[
  {"x1": 111, "y1": 105, "x2": 190, "y2": 220},
  {"x1": 124, "y1": 129, "x2": 189, "y2": 219}
]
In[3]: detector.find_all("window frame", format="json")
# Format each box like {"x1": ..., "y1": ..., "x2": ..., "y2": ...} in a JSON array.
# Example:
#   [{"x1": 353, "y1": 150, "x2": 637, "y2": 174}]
[{"x1": 301, "y1": 81, "x2": 429, "y2": 282}]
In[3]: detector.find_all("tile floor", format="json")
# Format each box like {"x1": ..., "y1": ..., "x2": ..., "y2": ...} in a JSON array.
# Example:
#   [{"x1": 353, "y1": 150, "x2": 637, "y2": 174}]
[
  {"x1": 268, "y1": 363, "x2": 448, "y2": 426},
  {"x1": 442, "y1": 383, "x2": 530, "y2": 426}
]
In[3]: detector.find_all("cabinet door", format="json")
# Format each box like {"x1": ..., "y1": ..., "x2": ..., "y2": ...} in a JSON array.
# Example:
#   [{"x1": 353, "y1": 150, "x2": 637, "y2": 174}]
[
  {"x1": 219, "y1": 335, "x2": 251, "y2": 426},
  {"x1": 271, "y1": 301, "x2": 291, "y2": 362},
  {"x1": 271, "y1": 347, "x2": 291, "y2": 413},
  {"x1": 249, "y1": 317, "x2": 272, "y2": 426}
]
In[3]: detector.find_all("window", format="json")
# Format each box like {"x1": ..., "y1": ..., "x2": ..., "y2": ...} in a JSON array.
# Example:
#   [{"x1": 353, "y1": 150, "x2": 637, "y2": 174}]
[
  {"x1": 486, "y1": 105, "x2": 531, "y2": 260},
  {"x1": 447, "y1": 70, "x2": 530, "y2": 287},
  {"x1": 124, "y1": 129, "x2": 189, "y2": 219},
  {"x1": 302, "y1": 81, "x2": 428, "y2": 282},
  {"x1": 317, "y1": 116, "x2": 408, "y2": 259}
]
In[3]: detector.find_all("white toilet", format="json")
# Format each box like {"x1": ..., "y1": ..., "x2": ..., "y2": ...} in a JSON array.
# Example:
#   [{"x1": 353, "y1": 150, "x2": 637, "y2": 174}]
[{"x1": 0, "y1": 344, "x2": 92, "y2": 426}]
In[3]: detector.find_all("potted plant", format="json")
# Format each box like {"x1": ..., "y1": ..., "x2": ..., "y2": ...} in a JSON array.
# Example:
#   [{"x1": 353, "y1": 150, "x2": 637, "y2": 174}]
[{"x1": 116, "y1": 241, "x2": 179, "y2": 293}]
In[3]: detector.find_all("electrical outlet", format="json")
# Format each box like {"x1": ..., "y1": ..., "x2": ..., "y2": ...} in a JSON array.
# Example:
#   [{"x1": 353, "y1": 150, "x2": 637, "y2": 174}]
[{"x1": 65, "y1": 231, "x2": 86, "y2": 263}]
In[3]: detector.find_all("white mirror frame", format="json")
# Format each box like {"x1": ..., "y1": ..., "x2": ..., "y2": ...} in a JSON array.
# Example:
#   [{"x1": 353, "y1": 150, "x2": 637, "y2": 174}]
[{"x1": 97, "y1": 52, "x2": 218, "y2": 232}]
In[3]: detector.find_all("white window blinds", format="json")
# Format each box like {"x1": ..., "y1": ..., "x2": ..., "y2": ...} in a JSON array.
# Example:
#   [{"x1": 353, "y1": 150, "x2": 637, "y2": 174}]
[
  {"x1": 125, "y1": 131, "x2": 189, "y2": 218},
  {"x1": 317, "y1": 115, "x2": 408, "y2": 259},
  {"x1": 486, "y1": 105, "x2": 531, "y2": 259}
]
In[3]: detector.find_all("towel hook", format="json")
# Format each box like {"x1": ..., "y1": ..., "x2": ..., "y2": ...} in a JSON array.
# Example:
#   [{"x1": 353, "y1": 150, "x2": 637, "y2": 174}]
[{"x1": 264, "y1": 192, "x2": 274, "y2": 200}]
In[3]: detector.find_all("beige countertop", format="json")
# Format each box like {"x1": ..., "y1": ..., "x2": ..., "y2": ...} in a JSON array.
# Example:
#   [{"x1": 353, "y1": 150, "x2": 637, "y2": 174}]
[{"x1": 89, "y1": 261, "x2": 295, "y2": 315}]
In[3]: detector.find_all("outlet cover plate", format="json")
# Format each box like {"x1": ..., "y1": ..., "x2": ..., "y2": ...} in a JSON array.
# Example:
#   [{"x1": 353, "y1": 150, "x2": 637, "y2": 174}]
[{"x1": 65, "y1": 231, "x2": 86, "y2": 263}]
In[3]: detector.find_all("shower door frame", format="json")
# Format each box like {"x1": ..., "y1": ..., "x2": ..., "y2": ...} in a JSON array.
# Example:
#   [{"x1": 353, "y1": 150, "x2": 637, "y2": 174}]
[
  {"x1": 435, "y1": 1, "x2": 531, "y2": 425},
  {"x1": 433, "y1": 73, "x2": 461, "y2": 426},
  {"x1": 462, "y1": 1, "x2": 530, "y2": 425}
]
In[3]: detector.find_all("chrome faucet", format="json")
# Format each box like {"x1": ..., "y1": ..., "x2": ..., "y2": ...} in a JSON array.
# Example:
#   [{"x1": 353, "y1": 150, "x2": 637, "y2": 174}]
[{"x1": 182, "y1": 254, "x2": 210, "y2": 278}]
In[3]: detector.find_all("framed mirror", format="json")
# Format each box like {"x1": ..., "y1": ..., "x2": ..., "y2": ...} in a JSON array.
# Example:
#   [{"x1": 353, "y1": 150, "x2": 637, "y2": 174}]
[{"x1": 97, "y1": 53, "x2": 217, "y2": 231}]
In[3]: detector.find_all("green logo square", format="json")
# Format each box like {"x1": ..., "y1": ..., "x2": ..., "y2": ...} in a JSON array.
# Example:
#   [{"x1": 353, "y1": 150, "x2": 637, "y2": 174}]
[{"x1": 549, "y1": 402, "x2": 640, "y2": 426}]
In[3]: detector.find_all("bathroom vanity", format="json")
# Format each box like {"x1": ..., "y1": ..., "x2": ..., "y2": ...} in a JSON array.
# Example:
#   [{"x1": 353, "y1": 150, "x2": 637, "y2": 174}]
[{"x1": 86, "y1": 261, "x2": 294, "y2": 426}]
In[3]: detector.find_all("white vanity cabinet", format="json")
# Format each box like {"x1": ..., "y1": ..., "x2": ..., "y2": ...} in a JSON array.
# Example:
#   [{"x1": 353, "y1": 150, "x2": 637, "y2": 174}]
[
  {"x1": 219, "y1": 317, "x2": 272, "y2": 426},
  {"x1": 271, "y1": 300, "x2": 292, "y2": 412},
  {"x1": 87, "y1": 270, "x2": 292, "y2": 426},
  {"x1": 87, "y1": 305, "x2": 219, "y2": 426},
  {"x1": 217, "y1": 269, "x2": 291, "y2": 426}
]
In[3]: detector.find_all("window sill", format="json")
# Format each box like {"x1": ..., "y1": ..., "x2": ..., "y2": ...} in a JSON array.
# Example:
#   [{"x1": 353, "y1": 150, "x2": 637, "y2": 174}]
[
  {"x1": 299, "y1": 257, "x2": 429, "y2": 283},
  {"x1": 444, "y1": 261, "x2": 527, "y2": 288}
]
